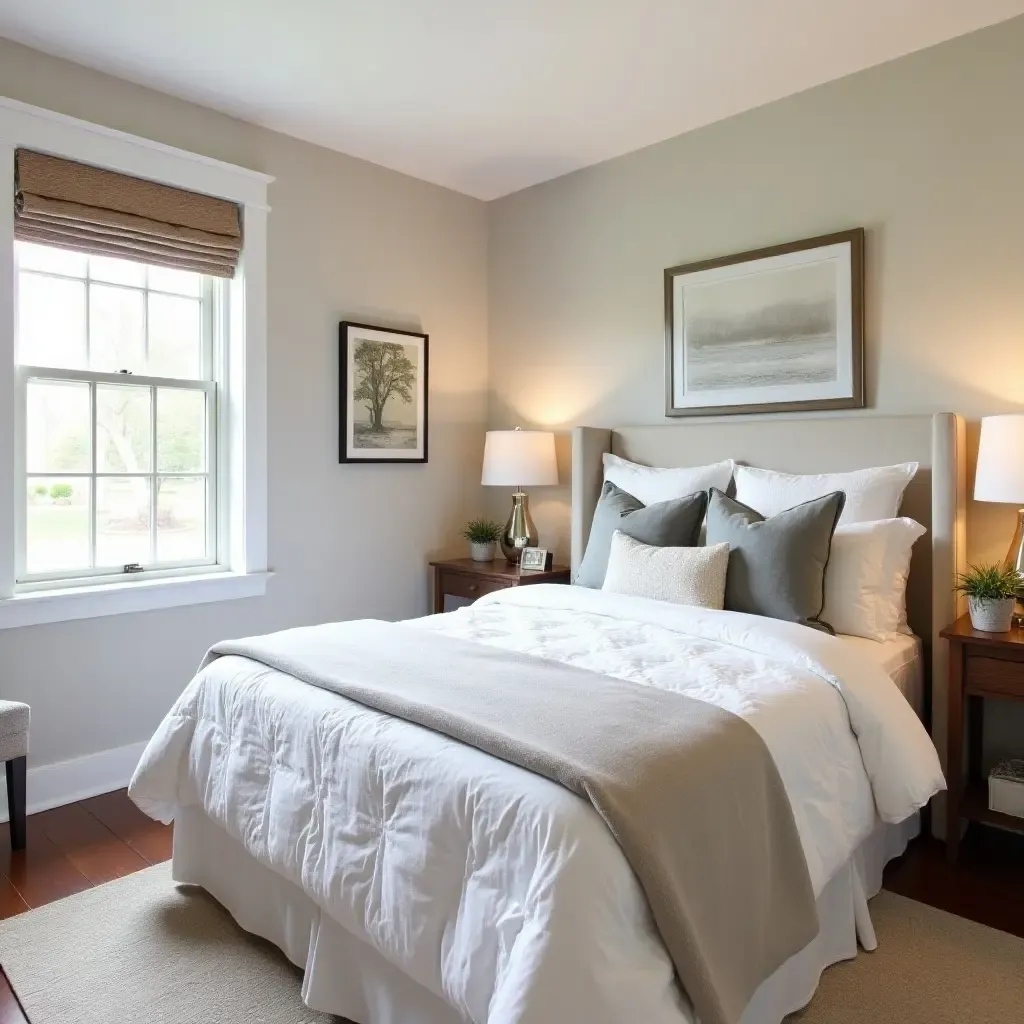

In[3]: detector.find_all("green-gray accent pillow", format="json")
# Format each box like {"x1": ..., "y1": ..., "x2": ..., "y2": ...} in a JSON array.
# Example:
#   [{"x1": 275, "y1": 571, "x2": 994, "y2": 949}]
[
  {"x1": 575, "y1": 482, "x2": 708, "y2": 589},
  {"x1": 705, "y1": 487, "x2": 846, "y2": 633}
]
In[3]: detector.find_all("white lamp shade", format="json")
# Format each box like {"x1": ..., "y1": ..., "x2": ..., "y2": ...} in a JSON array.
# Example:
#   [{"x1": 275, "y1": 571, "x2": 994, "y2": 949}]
[
  {"x1": 481, "y1": 430, "x2": 558, "y2": 487},
  {"x1": 975, "y1": 415, "x2": 1024, "y2": 503}
]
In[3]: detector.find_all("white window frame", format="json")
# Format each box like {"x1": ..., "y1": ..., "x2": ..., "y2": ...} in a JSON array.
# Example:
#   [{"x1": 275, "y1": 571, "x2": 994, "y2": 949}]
[{"x1": 0, "y1": 97, "x2": 273, "y2": 629}]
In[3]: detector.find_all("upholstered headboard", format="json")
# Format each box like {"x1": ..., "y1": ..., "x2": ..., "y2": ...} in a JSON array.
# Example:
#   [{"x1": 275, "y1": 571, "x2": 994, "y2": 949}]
[{"x1": 571, "y1": 413, "x2": 967, "y2": 819}]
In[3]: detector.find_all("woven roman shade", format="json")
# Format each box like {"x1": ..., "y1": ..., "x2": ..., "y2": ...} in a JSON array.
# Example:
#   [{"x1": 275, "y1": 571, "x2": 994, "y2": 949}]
[{"x1": 14, "y1": 150, "x2": 242, "y2": 278}]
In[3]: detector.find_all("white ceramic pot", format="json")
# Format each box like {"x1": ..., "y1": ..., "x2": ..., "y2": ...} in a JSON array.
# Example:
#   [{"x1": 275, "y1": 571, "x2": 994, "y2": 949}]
[
  {"x1": 469, "y1": 541, "x2": 496, "y2": 562},
  {"x1": 968, "y1": 595, "x2": 1016, "y2": 633}
]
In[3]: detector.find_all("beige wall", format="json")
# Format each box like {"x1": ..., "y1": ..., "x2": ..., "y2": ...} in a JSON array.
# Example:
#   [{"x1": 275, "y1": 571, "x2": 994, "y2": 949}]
[
  {"x1": 488, "y1": 17, "x2": 1024, "y2": 572},
  {"x1": 0, "y1": 39, "x2": 489, "y2": 769}
]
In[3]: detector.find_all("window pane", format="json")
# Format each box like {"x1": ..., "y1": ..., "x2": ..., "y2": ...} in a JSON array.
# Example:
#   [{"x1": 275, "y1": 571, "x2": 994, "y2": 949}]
[
  {"x1": 97, "y1": 384, "x2": 152, "y2": 473},
  {"x1": 26, "y1": 379, "x2": 92, "y2": 474},
  {"x1": 26, "y1": 477, "x2": 91, "y2": 574},
  {"x1": 157, "y1": 477, "x2": 206, "y2": 562},
  {"x1": 16, "y1": 242, "x2": 86, "y2": 277},
  {"x1": 148, "y1": 293, "x2": 201, "y2": 378},
  {"x1": 89, "y1": 254, "x2": 146, "y2": 287},
  {"x1": 96, "y1": 477, "x2": 151, "y2": 567},
  {"x1": 157, "y1": 389, "x2": 205, "y2": 473},
  {"x1": 90, "y1": 283, "x2": 145, "y2": 373},
  {"x1": 148, "y1": 265, "x2": 202, "y2": 297},
  {"x1": 17, "y1": 273, "x2": 87, "y2": 369}
]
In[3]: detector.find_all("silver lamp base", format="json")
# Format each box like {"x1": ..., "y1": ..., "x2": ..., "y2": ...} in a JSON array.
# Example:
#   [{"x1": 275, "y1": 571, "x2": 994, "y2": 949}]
[
  {"x1": 500, "y1": 491, "x2": 537, "y2": 564},
  {"x1": 1005, "y1": 507, "x2": 1024, "y2": 627}
]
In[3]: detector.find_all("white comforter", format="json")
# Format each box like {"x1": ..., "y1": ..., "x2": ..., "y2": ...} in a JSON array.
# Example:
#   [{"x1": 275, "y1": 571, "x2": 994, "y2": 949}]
[{"x1": 130, "y1": 585, "x2": 944, "y2": 1024}]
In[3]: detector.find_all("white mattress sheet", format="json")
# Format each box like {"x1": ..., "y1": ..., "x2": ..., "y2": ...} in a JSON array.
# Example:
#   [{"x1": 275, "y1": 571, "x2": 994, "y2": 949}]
[
  {"x1": 835, "y1": 633, "x2": 923, "y2": 713},
  {"x1": 131, "y1": 586, "x2": 943, "y2": 1024}
]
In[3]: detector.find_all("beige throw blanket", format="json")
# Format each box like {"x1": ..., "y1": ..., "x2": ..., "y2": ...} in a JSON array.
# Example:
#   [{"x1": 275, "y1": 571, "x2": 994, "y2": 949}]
[{"x1": 204, "y1": 620, "x2": 818, "y2": 1024}]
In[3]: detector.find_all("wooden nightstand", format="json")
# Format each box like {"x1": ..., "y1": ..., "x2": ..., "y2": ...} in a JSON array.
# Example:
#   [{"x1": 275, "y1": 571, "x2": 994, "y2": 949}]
[
  {"x1": 941, "y1": 614, "x2": 1024, "y2": 863},
  {"x1": 429, "y1": 558, "x2": 570, "y2": 614}
]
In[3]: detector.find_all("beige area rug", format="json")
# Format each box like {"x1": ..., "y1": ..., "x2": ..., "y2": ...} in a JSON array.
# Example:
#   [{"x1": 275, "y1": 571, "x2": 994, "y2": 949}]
[
  {"x1": 1, "y1": 864, "x2": 1021, "y2": 1023},
  {"x1": 789, "y1": 890, "x2": 1024, "y2": 1023},
  {"x1": 0, "y1": 864, "x2": 339, "y2": 1023}
]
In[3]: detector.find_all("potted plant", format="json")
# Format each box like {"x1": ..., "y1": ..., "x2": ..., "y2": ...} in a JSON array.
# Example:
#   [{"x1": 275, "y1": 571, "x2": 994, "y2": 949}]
[
  {"x1": 461, "y1": 518, "x2": 503, "y2": 562},
  {"x1": 955, "y1": 563, "x2": 1024, "y2": 633}
]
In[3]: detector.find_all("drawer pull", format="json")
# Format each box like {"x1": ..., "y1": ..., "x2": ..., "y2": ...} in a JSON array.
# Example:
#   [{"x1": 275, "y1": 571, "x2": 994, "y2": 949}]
[{"x1": 468, "y1": 583, "x2": 478, "y2": 592}]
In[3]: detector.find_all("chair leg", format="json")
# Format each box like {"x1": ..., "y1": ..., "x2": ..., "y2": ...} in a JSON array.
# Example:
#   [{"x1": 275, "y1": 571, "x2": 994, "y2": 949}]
[{"x1": 6, "y1": 756, "x2": 26, "y2": 851}]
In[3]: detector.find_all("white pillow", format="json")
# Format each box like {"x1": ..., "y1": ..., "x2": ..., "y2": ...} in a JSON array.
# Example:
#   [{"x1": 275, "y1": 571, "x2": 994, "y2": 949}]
[
  {"x1": 733, "y1": 462, "x2": 918, "y2": 526},
  {"x1": 822, "y1": 518, "x2": 927, "y2": 640},
  {"x1": 603, "y1": 453, "x2": 734, "y2": 506},
  {"x1": 602, "y1": 532, "x2": 729, "y2": 609}
]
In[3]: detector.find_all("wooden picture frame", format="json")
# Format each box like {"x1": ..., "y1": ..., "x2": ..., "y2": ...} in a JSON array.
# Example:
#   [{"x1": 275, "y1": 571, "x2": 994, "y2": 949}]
[
  {"x1": 339, "y1": 321, "x2": 428, "y2": 463},
  {"x1": 664, "y1": 228, "x2": 864, "y2": 417}
]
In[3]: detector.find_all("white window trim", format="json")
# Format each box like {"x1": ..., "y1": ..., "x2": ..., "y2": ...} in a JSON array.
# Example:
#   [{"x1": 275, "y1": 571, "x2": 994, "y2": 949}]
[{"x1": 0, "y1": 97, "x2": 274, "y2": 629}]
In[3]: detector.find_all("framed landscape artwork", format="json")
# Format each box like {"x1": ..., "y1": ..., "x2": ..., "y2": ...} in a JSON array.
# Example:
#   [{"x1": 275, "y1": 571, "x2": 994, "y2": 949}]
[
  {"x1": 339, "y1": 321, "x2": 428, "y2": 463},
  {"x1": 664, "y1": 228, "x2": 864, "y2": 417}
]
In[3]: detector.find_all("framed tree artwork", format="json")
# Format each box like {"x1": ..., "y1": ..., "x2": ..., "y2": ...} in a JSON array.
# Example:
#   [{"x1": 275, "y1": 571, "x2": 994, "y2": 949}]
[
  {"x1": 664, "y1": 229, "x2": 864, "y2": 417},
  {"x1": 339, "y1": 321, "x2": 429, "y2": 463}
]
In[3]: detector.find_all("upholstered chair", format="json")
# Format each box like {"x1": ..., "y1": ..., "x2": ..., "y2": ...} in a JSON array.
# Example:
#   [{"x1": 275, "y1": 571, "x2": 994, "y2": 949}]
[{"x1": 1, "y1": 701, "x2": 29, "y2": 850}]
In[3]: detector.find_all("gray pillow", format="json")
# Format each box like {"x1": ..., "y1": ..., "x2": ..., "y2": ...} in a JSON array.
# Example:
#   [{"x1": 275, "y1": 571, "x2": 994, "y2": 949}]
[
  {"x1": 705, "y1": 487, "x2": 845, "y2": 633},
  {"x1": 575, "y1": 482, "x2": 708, "y2": 589}
]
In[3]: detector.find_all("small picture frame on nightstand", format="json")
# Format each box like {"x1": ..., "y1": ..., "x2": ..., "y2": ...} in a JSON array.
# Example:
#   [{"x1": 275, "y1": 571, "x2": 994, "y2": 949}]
[{"x1": 520, "y1": 547, "x2": 552, "y2": 572}]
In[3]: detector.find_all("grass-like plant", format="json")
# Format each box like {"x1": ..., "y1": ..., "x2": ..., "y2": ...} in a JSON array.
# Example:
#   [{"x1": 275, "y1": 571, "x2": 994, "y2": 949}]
[
  {"x1": 955, "y1": 563, "x2": 1024, "y2": 601},
  {"x1": 461, "y1": 518, "x2": 503, "y2": 544}
]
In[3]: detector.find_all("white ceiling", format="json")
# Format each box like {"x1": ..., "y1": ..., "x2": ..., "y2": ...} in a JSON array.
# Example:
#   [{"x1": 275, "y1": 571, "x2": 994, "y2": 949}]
[{"x1": 1, "y1": 1, "x2": 1022, "y2": 199}]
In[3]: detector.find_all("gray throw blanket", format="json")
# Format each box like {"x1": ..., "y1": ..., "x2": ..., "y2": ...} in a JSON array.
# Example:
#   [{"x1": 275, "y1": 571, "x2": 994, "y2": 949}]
[{"x1": 204, "y1": 620, "x2": 818, "y2": 1024}]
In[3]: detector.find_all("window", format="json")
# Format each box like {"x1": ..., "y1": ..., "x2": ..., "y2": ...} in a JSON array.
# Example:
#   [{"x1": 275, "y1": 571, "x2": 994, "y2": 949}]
[
  {"x1": 0, "y1": 101, "x2": 270, "y2": 628},
  {"x1": 15, "y1": 241, "x2": 221, "y2": 585}
]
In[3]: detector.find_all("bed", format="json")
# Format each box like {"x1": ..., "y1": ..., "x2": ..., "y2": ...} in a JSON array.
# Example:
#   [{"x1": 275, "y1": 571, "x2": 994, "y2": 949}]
[
  {"x1": 839, "y1": 633, "x2": 923, "y2": 713},
  {"x1": 130, "y1": 412, "x2": 966, "y2": 1024}
]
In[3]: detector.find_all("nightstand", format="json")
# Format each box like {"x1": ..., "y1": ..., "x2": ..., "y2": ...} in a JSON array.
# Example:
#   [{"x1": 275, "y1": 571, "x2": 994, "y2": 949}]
[
  {"x1": 429, "y1": 558, "x2": 570, "y2": 614},
  {"x1": 941, "y1": 614, "x2": 1024, "y2": 863}
]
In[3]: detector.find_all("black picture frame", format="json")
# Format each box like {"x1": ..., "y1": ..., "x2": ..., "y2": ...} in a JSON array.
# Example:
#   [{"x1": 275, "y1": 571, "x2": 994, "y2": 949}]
[{"x1": 339, "y1": 321, "x2": 429, "y2": 464}]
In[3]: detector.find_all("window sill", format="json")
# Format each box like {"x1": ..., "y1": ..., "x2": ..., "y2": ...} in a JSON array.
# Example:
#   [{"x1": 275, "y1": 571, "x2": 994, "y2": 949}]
[{"x1": 0, "y1": 570, "x2": 271, "y2": 630}]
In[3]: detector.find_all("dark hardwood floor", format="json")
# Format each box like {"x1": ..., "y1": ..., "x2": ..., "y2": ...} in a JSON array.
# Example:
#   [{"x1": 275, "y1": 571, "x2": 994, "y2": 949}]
[
  {"x1": 0, "y1": 790, "x2": 172, "y2": 920},
  {"x1": 0, "y1": 792, "x2": 1021, "y2": 1022},
  {"x1": 883, "y1": 823, "x2": 1024, "y2": 940}
]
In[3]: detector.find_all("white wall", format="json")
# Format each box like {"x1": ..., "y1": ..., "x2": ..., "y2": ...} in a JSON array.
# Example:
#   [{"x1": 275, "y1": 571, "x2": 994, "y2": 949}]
[
  {"x1": 487, "y1": 18, "x2": 1024, "y2": 767},
  {"x1": 0, "y1": 39, "x2": 489, "y2": 780}
]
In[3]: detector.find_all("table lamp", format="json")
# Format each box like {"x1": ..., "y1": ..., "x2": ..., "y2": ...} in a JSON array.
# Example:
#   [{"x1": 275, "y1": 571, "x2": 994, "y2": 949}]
[
  {"x1": 974, "y1": 415, "x2": 1024, "y2": 605},
  {"x1": 482, "y1": 428, "x2": 558, "y2": 563}
]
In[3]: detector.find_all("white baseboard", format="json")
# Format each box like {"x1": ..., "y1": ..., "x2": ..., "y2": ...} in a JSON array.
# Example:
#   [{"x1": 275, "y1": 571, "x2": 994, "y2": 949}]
[{"x1": 0, "y1": 740, "x2": 147, "y2": 822}]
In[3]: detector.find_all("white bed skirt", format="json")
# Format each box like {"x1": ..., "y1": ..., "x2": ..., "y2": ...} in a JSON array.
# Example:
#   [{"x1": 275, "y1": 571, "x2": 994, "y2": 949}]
[{"x1": 171, "y1": 807, "x2": 918, "y2": 1024}]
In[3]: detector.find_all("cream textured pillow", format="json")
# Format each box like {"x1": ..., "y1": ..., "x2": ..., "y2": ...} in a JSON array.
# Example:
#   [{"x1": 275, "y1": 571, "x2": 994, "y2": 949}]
[
  {"x1": 822, "y1": 518, "x2": 927, "y2": 640},
  {"x1": 733, "y1": 463, "x2": 918, "y2": 526},
  {"x1": 603, "y1": 453, "x2": 734, "y2": 507},
  {"x1": 602, "y1": 532, "x2": 729, "y2": 609}
]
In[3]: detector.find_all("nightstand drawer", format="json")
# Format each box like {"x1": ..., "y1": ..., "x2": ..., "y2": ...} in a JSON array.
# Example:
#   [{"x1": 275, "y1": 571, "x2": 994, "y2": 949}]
[
  {"x1": 430, "y1": 557, "x2": 570, "y2": 614},
  {"x1": 438, "y1": 571, "x2": 509, "y2": 602},
  {"x1": 966, "y1": 654, "x2": 1024, "y2": 699}
]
